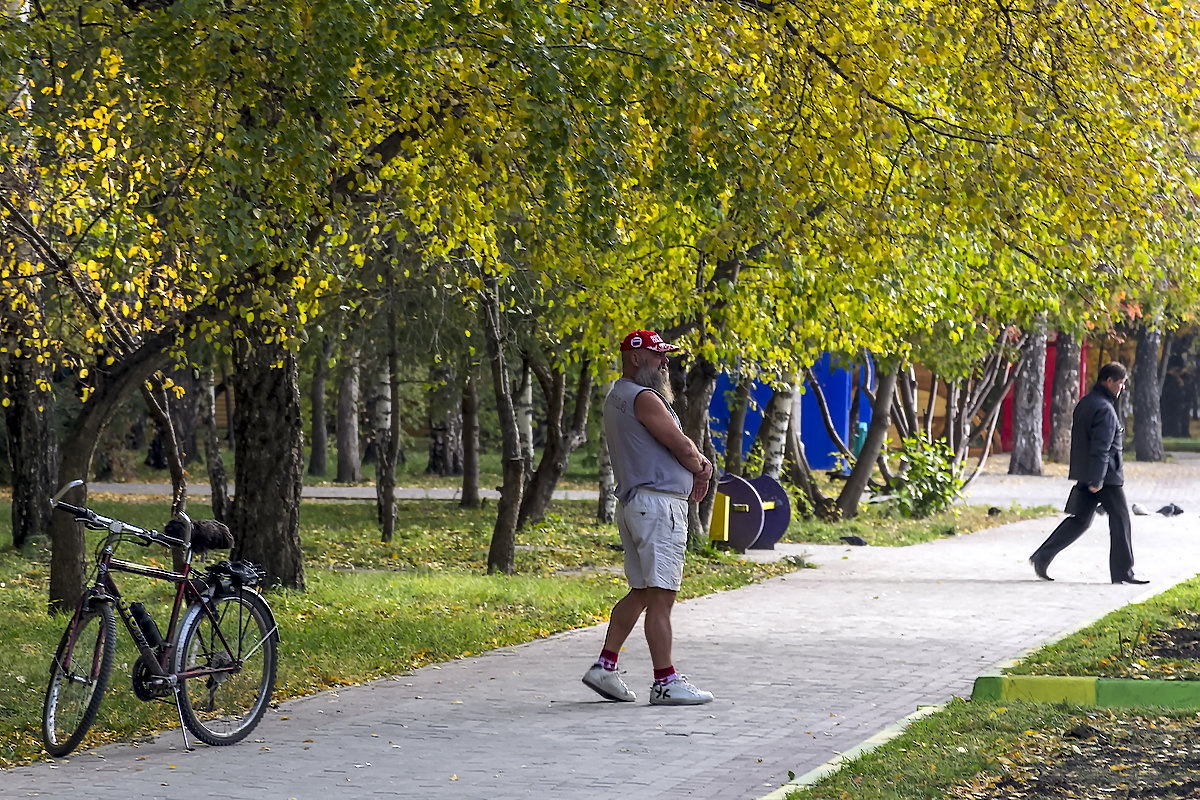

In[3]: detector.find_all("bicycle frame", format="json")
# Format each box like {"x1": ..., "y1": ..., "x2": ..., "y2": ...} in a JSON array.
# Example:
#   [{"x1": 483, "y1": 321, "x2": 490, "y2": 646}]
[
  {"x1": 60, "y1": 529, "x2": 251, "y2": 750},
  {"x1": 45, "y1": 480, "x2": 278, "y2": 756}
]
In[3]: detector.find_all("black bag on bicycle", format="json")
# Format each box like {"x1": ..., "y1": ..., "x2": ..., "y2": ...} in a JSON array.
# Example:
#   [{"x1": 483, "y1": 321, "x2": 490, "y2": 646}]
[{"x1": 205, "y1": 559, "x2": 267, "y2": 591}]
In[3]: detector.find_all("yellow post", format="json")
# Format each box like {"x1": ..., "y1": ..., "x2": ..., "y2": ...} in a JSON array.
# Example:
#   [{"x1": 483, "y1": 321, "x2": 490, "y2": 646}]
[{"x1": 710, "y1": 491, "x2": 730, "y2": 541}]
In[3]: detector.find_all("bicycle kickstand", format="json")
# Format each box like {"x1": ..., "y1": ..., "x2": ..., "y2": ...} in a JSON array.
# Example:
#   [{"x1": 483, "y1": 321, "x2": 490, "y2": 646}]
[{"x1": 172, "y1": 687, "x2": 193, "y2": 751}]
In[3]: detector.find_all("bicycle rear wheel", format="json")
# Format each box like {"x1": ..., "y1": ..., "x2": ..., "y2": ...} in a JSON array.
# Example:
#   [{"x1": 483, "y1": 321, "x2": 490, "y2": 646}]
[
  {"x1": 42, "y1": 604, "x2": 116, "y2": 757},
  {"x1": 174, "y1": 590, "x2": 277, "y2": 746}
]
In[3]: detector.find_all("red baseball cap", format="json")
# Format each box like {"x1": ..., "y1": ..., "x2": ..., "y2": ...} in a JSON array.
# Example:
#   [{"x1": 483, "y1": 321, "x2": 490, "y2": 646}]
[{"x1": 620, "y1": 329, "x2": 679, "y2": 353}]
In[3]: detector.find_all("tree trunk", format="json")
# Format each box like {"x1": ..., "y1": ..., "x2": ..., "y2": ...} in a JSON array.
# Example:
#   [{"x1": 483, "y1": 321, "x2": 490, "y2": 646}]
[
  {"x1": 722, "y1": 373, "x2": 753, "y2": 476},
  {"x1": 1009, "y1": 331, "x2": 1045, "y2": 476},
  {"x1": 230, "y1": 333, "x2": 305, "y2": 590},
  {"x1": 784, "y1": 407, "x2": 837, "y2": 521},
  {"x1": 2, "y1": 350, "x2": 58, "y2": 549},
  {"x1": 460, "y1": 363, "x2": 481, "y2": 509},
  {"x1": 1, "y1": 68, "x2": 58, "y2": 551},
  {"x1": 308, "y1": 335, "x2": 334, "y2": 476},
  {"x1": 48, "y1": 341, "x2": 180, "y2": 610},
  {"x1": 427, "y1": 361, "x2": 463, "y2": 476},
  {"x1": 802, "y1": 365, "x2": 855, "y2": 465},
  {"x1": 141, "y1": 375, "x2": 189, "y2": 572},
  {"x1": 756, "y1": 377, "x2": 794, "y2": 479},
  {"x1": 514, "y1": 356, "x2": 535, "y2": 487},
  {"x1": 377, "y1": 305, "x2": 400, "y2": 542},
  {"x1": 481, "y1": 277, "x2": 524, "y2": 574},
  {"x1": 679, "y1": 357, "x2": 719, "y2": 548},
  {"x1": 335, "y1": 347, "x2": 362, "y2": 483},
  {"x1": 200, "y1": 369, "x2": 229, "y2": 522},
  {"x1": 597, "y1": 379, "x2": 617, "y2": 523},
  {"x1": 518, "y1": 359, "x2": 592, "y2": 528},
  {"x1": 1048, "y1": 330, "x2": 1081, "y2": 463},
  {"x1": 836, "y1": 364, "x2": 898, "y2": 519},
  {"x1": 1133, "y1": 323, "x2": 1165, "y2": 462}
]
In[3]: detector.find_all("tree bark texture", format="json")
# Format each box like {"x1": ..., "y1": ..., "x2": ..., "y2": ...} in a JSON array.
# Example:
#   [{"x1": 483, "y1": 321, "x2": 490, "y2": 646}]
[
  {"x1": 518, "y1": 358, "x2": 592, "y2": 528},
  {"x1": 596, "y1": 379, "x2": 617, "y2": 523},
  {"x1": 2, "y1": 351, "x2": 58, "y2": 549},
  {"x1": 199, "y1": 369, "x2": 229, "y2": 522},
  {"x1": 230, "y1": 334, "x2": 306, "y2": 590},
  {"x1": 482, "y1": 277, "x2": 523, "y2": 574},
  {"x1": 836, "y1": 364, "x2": 898, "y2": 519},
  {"x1": 679, "y1": 357, "x2": 719, "y2": 548},
  {"x1": 722, "y1": 373, "x2": 753, "y2": 476},
  {"x1": 335, "y1": 347, "x2": 362, "y2": 483},
  {"x1": 756, "y1": 378, "x2": 794, "y2": 479},
  {"x1": 427, "y1": 362, "x2": 463, "y2": 476},
  {"x1": 48, "y1": 329, "x2": 184, "y2": 610},
  {"x1": 377, "y1": 306, "x2": 401, "y2": 542},
  {"x1": 1133, "y1": 324, "x2": 1165, "y2": 462},
  {"x1": 142, "y1": 377, "x2": 188, "y2": 515},
  {"x1": 514, "y1": 356, "x2": 535, "y2": 487},
  {"x1": 460, "y1": 364, "x2": 481, "y2": 509},
  {"x1": 142, "y1": 376, "x2": 189, "y2": 572},
  {"x1": 784, "y1": 408, "x2": 837, "y2": 520},
  {"x1": 1009, "y1": 331, "x2": 1045, "y2": 475},
  {"x1": 1048, "y1": 331, "x2": 1081, "y2": 463},
  {"x1": 1, "y1": 77, "x2": 58, "y2": 551},
  {"x1": 307, "y1": 335, "x2": 334, "y2": 476}
]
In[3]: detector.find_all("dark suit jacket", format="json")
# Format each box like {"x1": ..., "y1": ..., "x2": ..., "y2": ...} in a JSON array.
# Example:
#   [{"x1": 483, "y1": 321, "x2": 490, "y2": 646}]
[{"x1": 1067, "y1": 383, "x2": 1124, "y2": 488}]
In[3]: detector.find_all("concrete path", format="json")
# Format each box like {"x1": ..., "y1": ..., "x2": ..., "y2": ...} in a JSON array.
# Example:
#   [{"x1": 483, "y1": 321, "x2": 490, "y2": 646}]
[{"x1": 6, "y1": 458, "x2": 1200, "y2": 800}]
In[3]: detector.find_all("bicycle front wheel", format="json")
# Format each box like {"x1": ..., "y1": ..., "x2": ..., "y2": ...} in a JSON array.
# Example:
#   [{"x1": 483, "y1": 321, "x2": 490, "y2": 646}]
[
  {"x1": 42, "y1": 604, "x2": 116, "y2": 757},
  {"x1": 174, "y1": 590, "x2": 277, "y2": 746}
]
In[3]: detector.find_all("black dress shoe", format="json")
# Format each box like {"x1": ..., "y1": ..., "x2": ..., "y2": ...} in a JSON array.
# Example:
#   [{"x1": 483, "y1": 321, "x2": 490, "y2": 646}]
[
  {"x1": 1113, "y1": 577, "x2": 1150, "y2": 585},
  {"x1": 1030, "y1": 557, "x2": 1053, "y2": 581}
]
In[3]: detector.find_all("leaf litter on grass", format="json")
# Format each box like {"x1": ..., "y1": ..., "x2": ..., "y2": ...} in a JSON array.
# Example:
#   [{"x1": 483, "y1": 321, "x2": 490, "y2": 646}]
[{"x1": 951, "y1": 711, "x2": 1200, "y2": 799}]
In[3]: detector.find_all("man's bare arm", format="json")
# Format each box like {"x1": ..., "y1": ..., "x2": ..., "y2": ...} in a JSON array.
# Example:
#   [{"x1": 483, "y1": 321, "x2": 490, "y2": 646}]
[{"x1": 635, "y1": 391, "x2": 713, "y2": 501}]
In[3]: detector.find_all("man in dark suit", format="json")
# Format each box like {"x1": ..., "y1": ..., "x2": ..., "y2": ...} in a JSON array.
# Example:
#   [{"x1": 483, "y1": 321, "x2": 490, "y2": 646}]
[{"x1": 1029, "y1": 361, "x2": 1148, "y2": 584}]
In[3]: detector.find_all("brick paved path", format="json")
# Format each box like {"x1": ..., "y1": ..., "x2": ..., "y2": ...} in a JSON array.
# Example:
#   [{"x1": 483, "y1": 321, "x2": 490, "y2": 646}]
[{"x1": 6, "y1": 463, "x2": 1200, "y2": 800}]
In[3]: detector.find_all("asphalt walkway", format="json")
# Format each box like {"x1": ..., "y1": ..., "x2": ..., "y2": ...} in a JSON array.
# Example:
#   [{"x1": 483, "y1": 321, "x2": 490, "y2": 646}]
[{"x1": 6, "y1": 455, "x2": 1200, "y2": 800}]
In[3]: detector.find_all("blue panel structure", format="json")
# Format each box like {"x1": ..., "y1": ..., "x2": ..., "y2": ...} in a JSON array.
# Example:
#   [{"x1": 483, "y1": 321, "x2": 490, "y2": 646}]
[
  {"x1": 708, "y1": 372, "x2": 774, "y2": 461},
  {"x1": 800, "y1": 353, "x2": 852, "y2": 470}
]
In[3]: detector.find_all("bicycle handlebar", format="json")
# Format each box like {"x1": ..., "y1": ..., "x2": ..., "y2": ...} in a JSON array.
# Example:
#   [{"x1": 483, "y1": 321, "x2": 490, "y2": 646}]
[{"x1": 49, "y1": 481, "x2": 188, "y2": 550}]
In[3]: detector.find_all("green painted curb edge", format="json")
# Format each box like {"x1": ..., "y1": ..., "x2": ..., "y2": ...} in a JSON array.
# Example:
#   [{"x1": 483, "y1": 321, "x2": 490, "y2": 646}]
[{"x1": 972, "y1": 674, "x2": 1200, "y2": 709}]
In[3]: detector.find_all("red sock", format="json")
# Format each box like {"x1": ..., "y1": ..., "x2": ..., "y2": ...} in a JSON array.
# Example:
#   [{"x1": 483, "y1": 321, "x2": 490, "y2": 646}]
[
  {"x1": 653, "y1": 666, "x2": 677, "y2": 685},
  {"x1": 597, "y1": 649, "x2": 619, "y2": 671}
]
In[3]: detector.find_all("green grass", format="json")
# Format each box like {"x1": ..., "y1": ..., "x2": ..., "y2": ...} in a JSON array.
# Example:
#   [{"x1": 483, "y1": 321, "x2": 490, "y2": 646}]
[
  {"x1": 787, "y1": 697, "x2": 1200, "y2": 800},
  {"x1": 1006, "y1": 573, "x2": 1200, "y2": 681},
  {"x1": 0, "y1": 497, "x2": 794, "y2": 767},
  {"x1": 788, "y1": 697, "x2": 1076, "y2": 799},
  {"x1": 1162, "y1": 436, "x2": 1200, "y2": 453}
]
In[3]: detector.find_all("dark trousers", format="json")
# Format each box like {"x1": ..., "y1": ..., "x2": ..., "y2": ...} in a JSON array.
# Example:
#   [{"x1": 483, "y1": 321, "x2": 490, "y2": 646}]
[{"x1": 1031, "y1": 483, "x2": 1134, "y2": 582}]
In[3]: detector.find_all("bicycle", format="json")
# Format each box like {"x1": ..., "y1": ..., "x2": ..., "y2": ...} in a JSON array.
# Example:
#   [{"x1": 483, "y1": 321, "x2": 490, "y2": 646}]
[{"x1": 42, "y1": 480, "x2": 280, "y2": 757}]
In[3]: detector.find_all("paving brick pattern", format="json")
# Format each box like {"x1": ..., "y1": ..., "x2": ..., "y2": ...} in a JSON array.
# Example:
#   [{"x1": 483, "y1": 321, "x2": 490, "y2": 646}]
[{"x1": 6, "y1": 464, "x2": 1200, "y2": 800}]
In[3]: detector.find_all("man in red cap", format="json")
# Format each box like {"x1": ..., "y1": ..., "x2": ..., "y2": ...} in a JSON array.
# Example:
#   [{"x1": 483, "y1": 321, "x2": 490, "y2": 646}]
[{"x1": 581, "y1": 329, "x2": 715, "y2": 705}]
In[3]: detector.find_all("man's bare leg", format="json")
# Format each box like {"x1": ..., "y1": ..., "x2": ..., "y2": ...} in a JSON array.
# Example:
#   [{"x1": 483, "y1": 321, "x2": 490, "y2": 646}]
[
  {"x1": 602, "y1": 588, "x2": 649, "y2": 654},
  {"x1": 642, "y1": 587, "x2": 676, "y2": 669}
]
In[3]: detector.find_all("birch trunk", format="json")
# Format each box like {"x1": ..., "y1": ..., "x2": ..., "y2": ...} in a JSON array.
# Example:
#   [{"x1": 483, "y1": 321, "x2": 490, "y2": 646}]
[
  {"x1": 1048, "y1": 331, "x2": 1081, "y2": 463},
  {"x1": 1008, "y1": 331, "x2": 1045, "y2": 475}
]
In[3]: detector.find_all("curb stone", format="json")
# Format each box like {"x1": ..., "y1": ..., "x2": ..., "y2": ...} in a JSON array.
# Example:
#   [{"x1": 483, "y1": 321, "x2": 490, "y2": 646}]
[
  {"x1": 971, "y1": 674, "x2": 1200, "y2": 709},
  {"x1": 755, "y1": 705, "x2": 946, "y2": 800}
]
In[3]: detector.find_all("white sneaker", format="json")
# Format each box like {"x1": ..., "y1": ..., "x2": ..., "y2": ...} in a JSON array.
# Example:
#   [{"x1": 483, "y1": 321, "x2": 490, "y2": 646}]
[
  {"x1": 582, "y1": 664, "x2": 636, "y2": 702},
  {"x1": 649, "y1": 675, "x2": 713, "y2": 705}
]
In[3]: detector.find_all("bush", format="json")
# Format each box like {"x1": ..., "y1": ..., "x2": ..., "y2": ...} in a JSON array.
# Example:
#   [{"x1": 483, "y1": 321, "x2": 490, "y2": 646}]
[{"x1": 893, "y1": 436, "x2": 962, "y2": 518}]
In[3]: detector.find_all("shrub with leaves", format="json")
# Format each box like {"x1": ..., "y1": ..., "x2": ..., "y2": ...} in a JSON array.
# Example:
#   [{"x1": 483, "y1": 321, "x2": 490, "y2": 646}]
[{"x1": 894, "y1": 436, "x2": 963, "y2": 518}]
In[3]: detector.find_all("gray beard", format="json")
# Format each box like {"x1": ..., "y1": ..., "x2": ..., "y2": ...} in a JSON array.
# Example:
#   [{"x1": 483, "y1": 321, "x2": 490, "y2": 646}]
[{"x1": 634, "y1": 363, "x2": 674, "y2": 404}]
